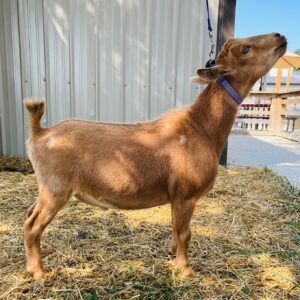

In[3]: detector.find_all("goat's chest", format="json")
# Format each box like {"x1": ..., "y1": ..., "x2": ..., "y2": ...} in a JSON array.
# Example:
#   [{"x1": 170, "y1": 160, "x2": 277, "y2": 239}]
[{"x1": 163, "y1": 139, "x2": 219, "y2": 199}]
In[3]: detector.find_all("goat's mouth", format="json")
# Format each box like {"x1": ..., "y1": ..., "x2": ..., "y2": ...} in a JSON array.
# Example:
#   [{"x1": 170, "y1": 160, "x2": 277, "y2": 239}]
[{"x1": 274, "y1": 40, "x2": 287, "y2": 53}]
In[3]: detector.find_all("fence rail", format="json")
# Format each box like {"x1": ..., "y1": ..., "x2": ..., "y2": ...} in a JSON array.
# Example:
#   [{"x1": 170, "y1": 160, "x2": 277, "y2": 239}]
[{"x1": 233, "y1": 90, "x2": 300, "y2": 141}]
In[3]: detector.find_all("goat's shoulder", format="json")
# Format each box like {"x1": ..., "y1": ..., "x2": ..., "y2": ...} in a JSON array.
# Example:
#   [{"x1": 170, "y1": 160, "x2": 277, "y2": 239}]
[{"x1": 157, "y1": 108, "x2": 189, "y2": 135}]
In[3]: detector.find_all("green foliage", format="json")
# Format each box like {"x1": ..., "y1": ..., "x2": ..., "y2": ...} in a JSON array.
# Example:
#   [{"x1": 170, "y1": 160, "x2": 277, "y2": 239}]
[
  {"x1": 291, "y1": 234, "x2": 300, "y2": 245},
  {"x1": 294, "y1": 49, "x2": 300, "y2": 56},
  {"x1": 262, "y1": 165, "x2": 276, "y2": 176}
]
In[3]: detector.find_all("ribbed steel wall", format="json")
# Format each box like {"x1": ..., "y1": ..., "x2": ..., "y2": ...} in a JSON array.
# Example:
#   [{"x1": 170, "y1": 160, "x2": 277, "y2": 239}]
[{"x1": 0, "y1": 0, "x2": 219, "y2": 157}]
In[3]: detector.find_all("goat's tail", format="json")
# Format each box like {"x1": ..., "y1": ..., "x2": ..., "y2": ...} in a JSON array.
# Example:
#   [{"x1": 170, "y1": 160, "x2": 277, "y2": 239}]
[{"x1": 24, "y1": 98, "x2": 46, "y2": 135}]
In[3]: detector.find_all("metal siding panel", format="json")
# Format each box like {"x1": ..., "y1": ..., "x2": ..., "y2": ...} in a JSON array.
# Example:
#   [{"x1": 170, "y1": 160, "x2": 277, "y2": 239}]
[
  {"x1": 0, "y1": 0, "x2": 24, "y2": 156},
  {"x1": 5, "y1": 0, "x2": 17, "y2": 155},
  {"x1": 98, "y1": 0, "x2": 113, "y2": 121},
  {"x1": 95, "y1": 0, "x2": 105, "y2": 121},
  {"x1": 0, "y1": 28, "x2": 5, "y2": 155},
  {"x1": 146, "y1": 0, "x2": 152, "y2": 120},
  {"x1": 19, "y1": 0, "x2": 46, "y2": 99},
  {"x1": 138, "y1": 0, "x2": 150, "y2": 121},
  {"x1": 189, "y1": 0, "x2": 206, "y2": 102},
  {"x1": 149, "y1": 0, "x2": 175, "y2": 116},
  {"x1": 0, "y1": 1, "x2": 8, "y2": 155},
  {"x1": 124, "y1": 0, "x2": 137, "y2": 121},
  {"x1": 124, "y1": 0, "x2": 150, "y2": 122},
  {"x1": 148, "y1": 0, "x2": 220, "y2": 117},
  {"x1": 185, "y1": 0, "x2": 203, "y2": 105},
  {"x1": 112, "y1": 0, "x2": 124, "y2": 122},
  {"x1": 165, "y1": 0, "x2": 177, "y2": 111},
  {"x1": 18, "y1": 0, "x2": 47, "y2": 142},
  {"x1": 96, "y1": 0, "x2": 124, "y2": 122},
  {"x1": 182, "y1": 1, "x2": 194, "y2": 107},
  {"x1": 10, "y1": 0, "x2": 24, "y2": 157},
  {"x1": 0, "y1": 0, "x2": 221, "y2": 156},
  {"x1": 171, "y1": 0, "x2": 180, "y2": 108},
  {"x1": 149, "y1": 0, "x2": 158, "y2": 118},
  {"x1": 70, "y1": 0, "x2": 96, "y2": 120},
  {"x1": 43, "y1": 0, "x2": 71, "y2": 125},
  {"x1": 94, "y1": 0, "x2": 102, "y2": 120},
  {"x1": 154, "y1": 0, "x2": 166, "y2": 116},
  {"x1": 175, "y1": 0, "x2": 219, "y2": 107},
  {"x1": 174, "y1": 0, "x2": 186, "y2": 108}
]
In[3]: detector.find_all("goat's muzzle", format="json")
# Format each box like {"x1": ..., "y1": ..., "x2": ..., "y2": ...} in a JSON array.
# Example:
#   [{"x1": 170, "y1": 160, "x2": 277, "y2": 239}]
[{"x1": 274, "y1": 35, "x2": 287, "y2": 53}]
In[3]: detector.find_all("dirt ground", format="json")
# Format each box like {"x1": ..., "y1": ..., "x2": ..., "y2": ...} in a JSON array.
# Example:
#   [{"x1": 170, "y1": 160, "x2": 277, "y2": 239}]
[{"x1": 0, "y1": 158, "x2": 299, "y2": 299}]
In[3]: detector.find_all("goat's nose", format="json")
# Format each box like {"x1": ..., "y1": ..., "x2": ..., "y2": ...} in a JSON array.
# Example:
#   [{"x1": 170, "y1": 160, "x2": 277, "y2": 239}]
[{"x1": 274, "y1": 33, "x2": 281, "y2": 37}]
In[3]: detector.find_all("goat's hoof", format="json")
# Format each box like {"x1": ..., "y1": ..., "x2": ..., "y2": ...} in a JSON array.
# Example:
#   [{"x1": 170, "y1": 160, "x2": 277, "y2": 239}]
[
  {"x1": 32, "y1": 270, "x2": 47, "y2": 280},
  {"x1": 180, "y1": 266, "x2": 195, "y2": 279},
  {"x1": 27, "y1": 265, "x2": 47, "y2": 280},
  {"x1": 173, "y1": 261, "x2": 195, "y2": 279}
]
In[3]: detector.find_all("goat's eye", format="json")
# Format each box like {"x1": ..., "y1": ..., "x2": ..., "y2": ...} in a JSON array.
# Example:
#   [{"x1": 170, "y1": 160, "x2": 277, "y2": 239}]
[{"x1": 242, "y1": 46, "x2": 251, "y2": 54}]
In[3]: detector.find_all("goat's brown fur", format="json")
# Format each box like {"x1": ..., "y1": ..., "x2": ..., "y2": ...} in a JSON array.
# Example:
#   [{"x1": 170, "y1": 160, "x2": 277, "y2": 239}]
[{"x1": 24, "y1": 33, "x2": 287, "y2": 279}]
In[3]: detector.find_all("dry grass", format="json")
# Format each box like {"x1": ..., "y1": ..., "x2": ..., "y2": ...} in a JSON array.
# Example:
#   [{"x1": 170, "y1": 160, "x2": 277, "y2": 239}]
[
  {"x1": 0, "y1": 156, "x2": 33, "y2": 174},
  {"x1": 0, "y1": 156, "x2": 299, "y2": 299}
]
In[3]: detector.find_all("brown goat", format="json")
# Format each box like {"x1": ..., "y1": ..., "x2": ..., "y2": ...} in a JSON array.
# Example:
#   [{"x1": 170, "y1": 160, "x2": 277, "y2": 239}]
[{"x1": 24, "y1": 33, "x2": 287, "y2": 279}]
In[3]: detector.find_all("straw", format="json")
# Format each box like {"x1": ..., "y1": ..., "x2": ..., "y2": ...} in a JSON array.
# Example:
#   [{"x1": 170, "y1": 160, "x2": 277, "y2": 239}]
[{"x1": 0, "y1": 156, "x2": 299, "y2": 299}]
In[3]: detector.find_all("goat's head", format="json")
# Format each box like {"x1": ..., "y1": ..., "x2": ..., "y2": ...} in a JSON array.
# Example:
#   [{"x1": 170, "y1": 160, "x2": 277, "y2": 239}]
[{"x1": 192, "y1": 33, "x2": 287, "y2": 85}]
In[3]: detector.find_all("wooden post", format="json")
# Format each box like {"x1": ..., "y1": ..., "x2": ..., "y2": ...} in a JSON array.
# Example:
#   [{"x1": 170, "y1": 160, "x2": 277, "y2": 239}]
[
  {"x1": 276, "y1": 68, "x2": 282, "y2": 93},
  {"x1": 217, "y1": 0, "x2": 236, "y2": 167},
  {"x1": 270, "y1": 97, "x2": 282, "y2": 133},
  {"x1": 286, "y1": 67, "x2": 292, "y2": 91}
]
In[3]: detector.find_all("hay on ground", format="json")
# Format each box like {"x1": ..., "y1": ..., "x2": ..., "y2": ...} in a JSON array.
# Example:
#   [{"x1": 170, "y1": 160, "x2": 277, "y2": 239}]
[
  {"x1": 0, "y1": 156, "x2": 299, "y2": 299},
  {"x1": 0, "y1": 156, "x2": 33, "y2": 174}
]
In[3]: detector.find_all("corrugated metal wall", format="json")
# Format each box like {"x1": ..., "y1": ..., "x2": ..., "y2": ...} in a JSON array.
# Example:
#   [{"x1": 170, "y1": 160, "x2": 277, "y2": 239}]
[{"x1": 0, "y1": 0, "x2": 220, "y2": 157}]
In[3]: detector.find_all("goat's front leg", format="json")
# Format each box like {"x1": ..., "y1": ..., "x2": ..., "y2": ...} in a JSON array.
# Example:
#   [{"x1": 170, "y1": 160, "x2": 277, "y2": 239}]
[
  {"x1": 171, "y1": 198, "x2": 196, "y2": 279},
  {"x1": 169, "y1": 206, "x2": 178, "y2": 255}
]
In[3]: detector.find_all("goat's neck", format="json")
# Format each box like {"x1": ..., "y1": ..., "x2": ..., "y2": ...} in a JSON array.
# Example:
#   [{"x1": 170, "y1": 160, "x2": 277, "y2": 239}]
[{"x1": 189, "y1": 77, "x2": 253, "y2": 157}]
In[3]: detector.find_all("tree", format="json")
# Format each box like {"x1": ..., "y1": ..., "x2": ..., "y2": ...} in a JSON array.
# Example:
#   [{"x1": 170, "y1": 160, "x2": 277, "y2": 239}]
[{"x1": 295, "y1": 49, "x2": 300, "y2": 56}]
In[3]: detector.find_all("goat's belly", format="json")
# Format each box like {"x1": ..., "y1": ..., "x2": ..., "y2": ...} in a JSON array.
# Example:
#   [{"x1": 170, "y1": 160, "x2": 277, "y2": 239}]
[
  {"x1": 75, "y1": 192, "x2": 169, "y2": 210},
  {"x1": 75, "y1": 193, "x2": 118, "y2": 210}
]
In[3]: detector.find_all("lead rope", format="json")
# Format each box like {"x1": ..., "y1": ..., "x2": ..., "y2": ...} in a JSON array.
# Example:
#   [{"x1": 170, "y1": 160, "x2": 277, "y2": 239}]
[
  {"x1": 205, "y1": 0, "x2": 216, "y2": 68},
  {"x1": 205, "y1": 0, "x2": 214, "y2": 57}
]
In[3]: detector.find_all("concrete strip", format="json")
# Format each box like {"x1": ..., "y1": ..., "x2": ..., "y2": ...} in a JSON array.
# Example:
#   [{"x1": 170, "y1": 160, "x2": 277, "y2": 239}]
[{"x1": 228, "y1": 135, "x2": 300, "y2": 187}]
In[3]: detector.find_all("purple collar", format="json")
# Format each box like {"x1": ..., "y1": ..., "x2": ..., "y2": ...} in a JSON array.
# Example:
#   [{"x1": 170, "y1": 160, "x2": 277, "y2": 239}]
[{"x1": 217, "y1": 76, "x2": 243, "y2": 105}]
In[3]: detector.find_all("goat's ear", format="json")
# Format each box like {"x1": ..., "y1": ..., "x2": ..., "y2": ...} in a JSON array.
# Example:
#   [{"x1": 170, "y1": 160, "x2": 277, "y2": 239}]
[
  {"x1": 191, "y1": 75, "x2": 211, "y2": 85},
  {"x1": 191, "y1": 65, "x2": 230, "y2": 85}
]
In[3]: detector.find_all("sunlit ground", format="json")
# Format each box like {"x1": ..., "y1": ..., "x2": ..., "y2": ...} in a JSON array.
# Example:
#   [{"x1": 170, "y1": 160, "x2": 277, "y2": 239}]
[{"x1": 0, "y1": 165, "x2": 299, "y2": 299}]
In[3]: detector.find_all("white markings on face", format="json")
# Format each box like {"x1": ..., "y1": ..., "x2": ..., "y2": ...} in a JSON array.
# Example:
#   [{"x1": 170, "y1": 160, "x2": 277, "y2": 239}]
[{"x1": 179, "y1": 135, "x2": 186, "y2": 145}]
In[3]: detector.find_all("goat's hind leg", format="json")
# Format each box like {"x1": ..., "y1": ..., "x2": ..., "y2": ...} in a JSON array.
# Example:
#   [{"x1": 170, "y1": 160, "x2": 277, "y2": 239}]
[
  {"x1": 27, "y1": 201, "x2": 37, "y2": 218},
  {"x1": 24, "y1": 187, "x2": 69, "y2": 279}
]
